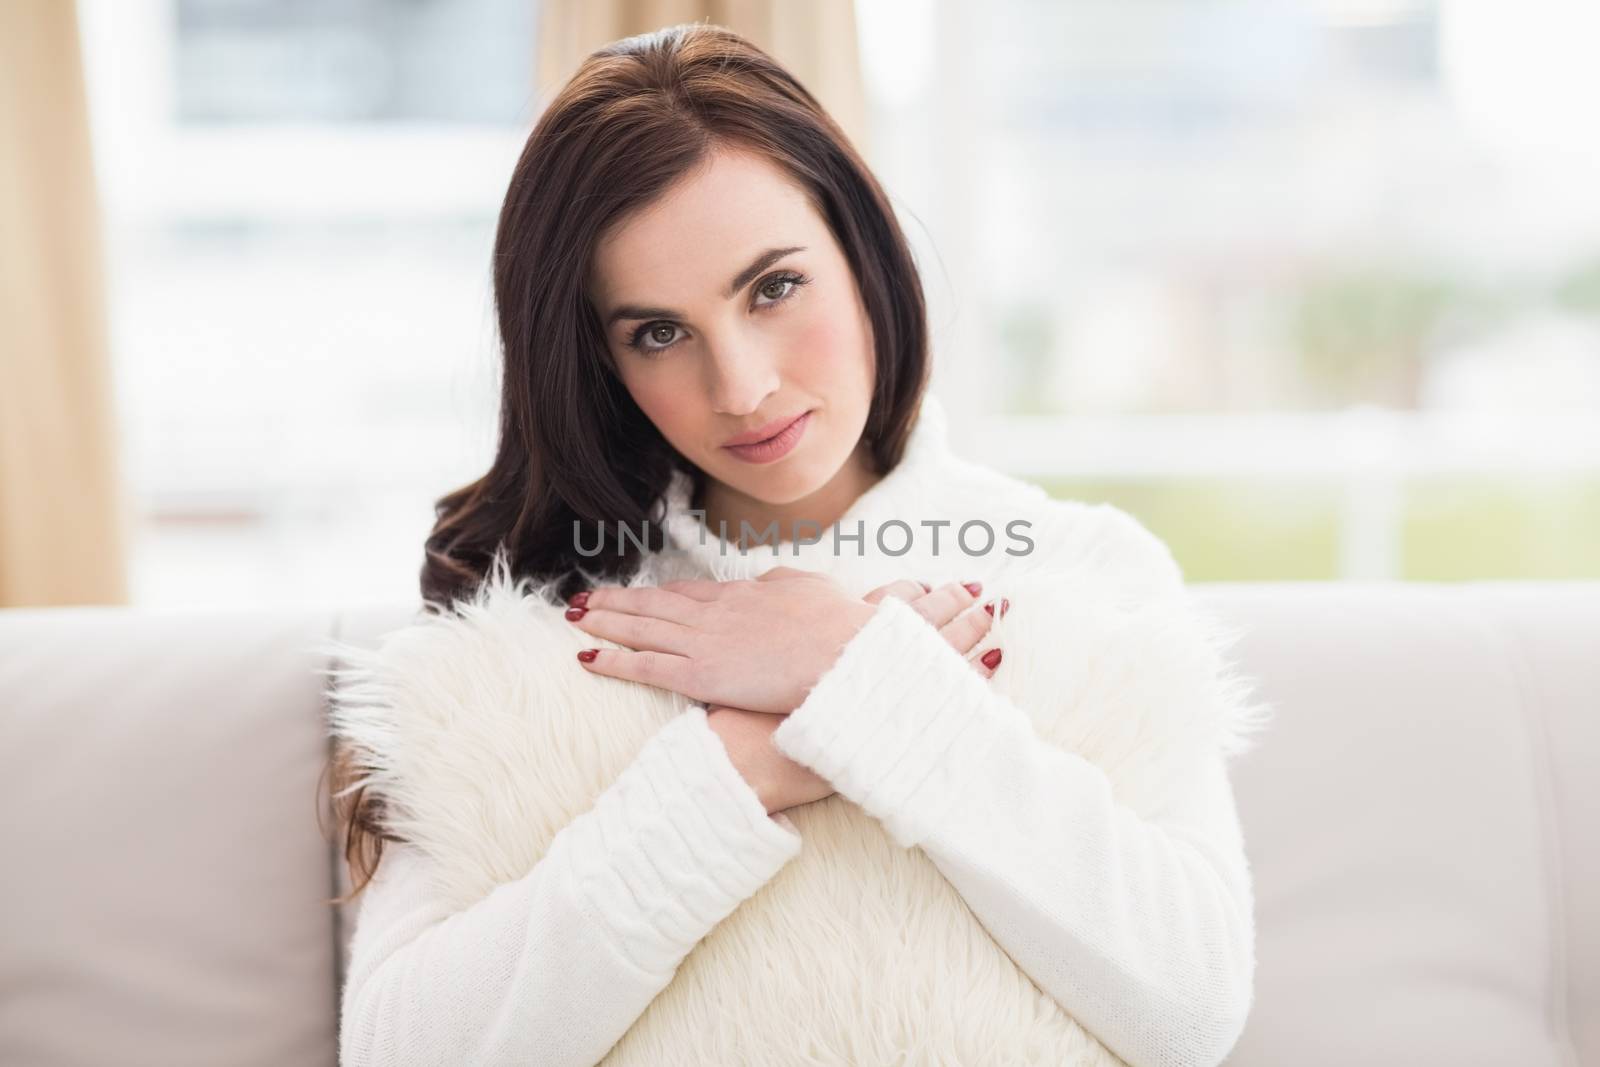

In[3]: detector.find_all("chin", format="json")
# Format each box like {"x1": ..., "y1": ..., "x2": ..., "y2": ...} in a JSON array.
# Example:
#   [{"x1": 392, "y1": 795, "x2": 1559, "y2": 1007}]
[
  {"x1": 733, "y1": 467, "x2": 813, "y2": 506},
  {"x1": 721, "y1": 455, "x2": 828, "y2": 506}
]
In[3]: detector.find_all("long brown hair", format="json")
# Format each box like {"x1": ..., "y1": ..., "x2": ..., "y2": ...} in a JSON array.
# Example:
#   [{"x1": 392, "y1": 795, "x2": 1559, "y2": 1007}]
[{"x1": 325, "y1": 22, "x2": 930, "y2": 904}]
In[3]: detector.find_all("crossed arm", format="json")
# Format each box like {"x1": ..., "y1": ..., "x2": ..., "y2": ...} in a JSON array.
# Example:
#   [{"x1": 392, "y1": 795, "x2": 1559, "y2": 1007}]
[
  {"x1": 566, "y1": 513, "x2": 1263, "y2": 1066},
  {"x1": 768, "y1": 591, "x2": 1257, "y2": 1067}
]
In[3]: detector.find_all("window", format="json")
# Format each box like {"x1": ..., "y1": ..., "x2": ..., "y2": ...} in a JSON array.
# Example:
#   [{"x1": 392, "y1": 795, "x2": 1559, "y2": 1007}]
[
  {"x1": 858, "y1": 0, "x2": 1600, "y2": 578},
  {"x1": 80, "y1": 0, "x2": 534, "y2": 608}
]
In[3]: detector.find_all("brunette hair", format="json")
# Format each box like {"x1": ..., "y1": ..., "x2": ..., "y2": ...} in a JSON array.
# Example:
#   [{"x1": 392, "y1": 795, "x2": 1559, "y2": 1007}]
[{"x1": 325, "y1": 22, "x2": 930, "y2": 903}]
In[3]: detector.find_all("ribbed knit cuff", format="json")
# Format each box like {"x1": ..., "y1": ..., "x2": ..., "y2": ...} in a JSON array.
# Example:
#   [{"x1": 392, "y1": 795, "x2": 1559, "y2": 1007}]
[
  {"x1": 564, "y1": 706, "x2": 803, "y2": 977},
  {"x1": 771, "y1": 595, "x2": 1026, "y2": 850}
]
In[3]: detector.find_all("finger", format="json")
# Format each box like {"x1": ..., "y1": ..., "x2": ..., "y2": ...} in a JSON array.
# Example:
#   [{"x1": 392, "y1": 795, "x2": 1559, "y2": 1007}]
[
  {"x1": 862, "y1": 579, "x2": 925, "y2": 605},
  {"x1": 960, "y1": 646, "x2": 998, "y2": 681},
  {"x1": 907, "y1": 579, "x2": 982, "y2": 628},
  {"x1": 569, "y1": 607, "x2": 697, "y2": 655},
  {"x1": 968, "y1": 646, "x2": 1003, "y2": 679},
  {"x1": 937, "y1": 601, "x2": 995, "y2": 656},
  {"x1": 656, "y1": 579, "x2": 722, "y2": 602},
  {"x1": 579, "y1": 584, "x2": 701, "y2": 623},
  {"x1": 575, "y1": 646, "x2": 695, "y2": 693}
]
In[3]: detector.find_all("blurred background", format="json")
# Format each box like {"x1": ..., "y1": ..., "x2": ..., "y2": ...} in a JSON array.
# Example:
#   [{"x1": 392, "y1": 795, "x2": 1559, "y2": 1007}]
[{"x1": 3, "y1": 0, "x2": 1597, "y2": 611}]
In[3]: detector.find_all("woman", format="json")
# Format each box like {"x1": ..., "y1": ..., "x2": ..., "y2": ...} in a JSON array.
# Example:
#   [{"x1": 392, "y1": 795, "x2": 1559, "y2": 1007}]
[{"x1": 324, "y1": 22, "x2": 1271, "y2": 1067}]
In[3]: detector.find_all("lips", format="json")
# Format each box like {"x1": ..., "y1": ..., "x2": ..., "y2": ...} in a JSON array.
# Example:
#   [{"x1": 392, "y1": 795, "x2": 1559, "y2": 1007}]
[
  {"x1": 722, "y1": 411, "x2": 808, "y2": 448},
  {"x1": 721, "y1": 410, "x2": 811, "y2": 464}
]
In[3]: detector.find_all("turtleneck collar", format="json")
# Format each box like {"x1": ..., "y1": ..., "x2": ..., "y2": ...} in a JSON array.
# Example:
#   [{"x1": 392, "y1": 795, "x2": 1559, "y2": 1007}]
[{"x1": 658, "y1": 392, "x2": 953, "y2": 581}]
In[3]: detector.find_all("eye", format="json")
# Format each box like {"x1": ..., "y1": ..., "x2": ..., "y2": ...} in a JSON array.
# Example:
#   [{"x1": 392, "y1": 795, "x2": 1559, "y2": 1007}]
[
  {"x1": 754, "y1": 270, "x2": 809, "y2": 307},
  {"x1": 627, "y1": 322, "x2": 683, "y2": 354},
  {"x1": 624, "y1": 269, "x2": 811, "y2": 358}
]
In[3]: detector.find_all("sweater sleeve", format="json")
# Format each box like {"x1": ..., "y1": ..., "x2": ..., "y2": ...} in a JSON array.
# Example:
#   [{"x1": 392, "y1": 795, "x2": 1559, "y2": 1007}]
[
  {"x1": 768, "y1": 595, "x2": 1255, "y2": 1067},
  {"x1": 339, "y1": 706, "x2": 803, "y2": 1067}
]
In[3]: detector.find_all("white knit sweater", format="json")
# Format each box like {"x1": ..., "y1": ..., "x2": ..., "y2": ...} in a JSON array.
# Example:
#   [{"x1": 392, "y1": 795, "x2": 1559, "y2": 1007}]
[{"x1": 328, "y1": 393, "x2": 1271, "y2": 1067}]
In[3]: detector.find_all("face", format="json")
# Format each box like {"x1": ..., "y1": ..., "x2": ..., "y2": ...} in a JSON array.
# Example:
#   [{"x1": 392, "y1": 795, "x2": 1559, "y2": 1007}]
[{"x1": 587, "y1": 146, "x2": 876, "y2": 510}]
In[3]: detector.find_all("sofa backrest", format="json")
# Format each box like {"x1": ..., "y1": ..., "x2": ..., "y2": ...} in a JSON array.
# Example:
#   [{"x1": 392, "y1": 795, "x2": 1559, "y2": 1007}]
[
  {"x1": 1214, "y1": 582, "x2": 1597, "y2": 1066},
  {"x1": 1, "y1": 604, "x2": 346, "y2": 1066}
]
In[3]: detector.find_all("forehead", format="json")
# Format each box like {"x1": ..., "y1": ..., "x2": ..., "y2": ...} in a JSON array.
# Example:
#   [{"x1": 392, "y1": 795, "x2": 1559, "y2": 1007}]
[{"x1": 590, "y1": 149, "x2": 824, "y2": 305}]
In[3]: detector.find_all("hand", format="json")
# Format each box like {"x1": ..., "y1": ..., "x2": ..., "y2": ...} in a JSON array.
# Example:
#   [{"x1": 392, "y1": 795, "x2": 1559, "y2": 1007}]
[
  {"x1": 569, "y1": 569, "x2": 1009, "y2": 710},
  {"x1": 568, "y1": 567, "x2": 878, "y2": 713},
  {"x1": 856, "y1": 577, "x2": 1009, "y2": 679},
  {"x1": 702, "y1": 578, "x2": 1009, "y2": 816}
]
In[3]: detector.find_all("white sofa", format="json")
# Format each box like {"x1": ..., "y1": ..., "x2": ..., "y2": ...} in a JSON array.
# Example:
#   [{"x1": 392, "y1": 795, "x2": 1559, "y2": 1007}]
[{"x1": 1, "y1": 582, "x2": 1595, "y2": 1065}]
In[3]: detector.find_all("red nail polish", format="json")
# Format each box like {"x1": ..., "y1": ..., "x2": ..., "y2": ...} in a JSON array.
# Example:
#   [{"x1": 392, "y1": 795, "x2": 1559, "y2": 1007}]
[
  {"x1": 565, "y1": 606, "x2": 587, "y2": 621},
  {"x1": 567, "y1": 590, "x2": 590, "y2": 608},
  {"x1": 963, "y1": 581, "x2": 982, "y2": 597},
  {"x1": 999, "y1": 598, "x2": 1010, "y2": 616},
  {"x1": 981, "y1": 648, "x2": 1002, "y2": 670},
  {"x1": 577, "y1": 649, "x2": 598, "y2": 663}
]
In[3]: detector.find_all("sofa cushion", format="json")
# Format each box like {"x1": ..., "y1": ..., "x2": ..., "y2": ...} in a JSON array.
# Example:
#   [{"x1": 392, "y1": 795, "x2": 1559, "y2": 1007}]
[
  {"x1": 2, "y1": 583, "x2": 1595, "y2": 1066},
  {"x1": 0, "y1": 605, "x2": 341, "y2": 1067},
  {"x1": 1202, "y1": 582, "x2": 1597, "y2": 1067}
]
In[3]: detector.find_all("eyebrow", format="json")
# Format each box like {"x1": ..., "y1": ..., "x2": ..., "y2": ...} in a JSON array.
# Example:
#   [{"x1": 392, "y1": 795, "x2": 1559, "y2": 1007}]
[{"x1": 604, "y1": 245, "x2": 807, "y2": 329}]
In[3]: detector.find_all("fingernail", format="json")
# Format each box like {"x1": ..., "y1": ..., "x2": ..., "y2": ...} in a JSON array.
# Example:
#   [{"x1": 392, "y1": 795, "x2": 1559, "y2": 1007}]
[
  {"x1": 565, "y1": 606, "x2": 588, "y2": 621},
  {"x1": 981, "y1": 648, "x2": 1002, "y2": 670},
  {"x1": 963, "y1": 581, "x2": 982, "y2": 596},
  {"x1": 567, "y1": 591, "x2": 590, "y2": 609},
  {"x1": 577, "y1": 649, "x2": 598, "y2": 663}
]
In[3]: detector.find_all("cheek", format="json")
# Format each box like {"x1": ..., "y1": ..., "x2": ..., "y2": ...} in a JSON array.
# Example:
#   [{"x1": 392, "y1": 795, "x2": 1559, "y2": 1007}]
[{"x1": 785, "y1": 292, "x2": 872, "y2": 382}]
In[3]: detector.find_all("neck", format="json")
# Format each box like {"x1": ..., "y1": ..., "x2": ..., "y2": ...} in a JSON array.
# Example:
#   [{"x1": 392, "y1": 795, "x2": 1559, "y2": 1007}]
[{"x1": 695, "y1": 440, "x2": 880, "y2": 548}]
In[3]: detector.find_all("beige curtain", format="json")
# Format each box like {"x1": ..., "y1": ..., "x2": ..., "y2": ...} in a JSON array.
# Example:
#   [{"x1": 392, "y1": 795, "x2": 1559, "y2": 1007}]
[
  {"x1": 0, "y1": 1, "x2": 130, "y2": 607},
  {"x1": 537, "y1": 0, "x2": 870, "y2": 160}
]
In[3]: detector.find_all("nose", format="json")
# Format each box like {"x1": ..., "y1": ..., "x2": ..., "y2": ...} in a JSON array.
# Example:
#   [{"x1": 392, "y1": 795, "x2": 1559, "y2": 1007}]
[{"x1": 705, "y1": 332, "x2": 781, "y2": 417}]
